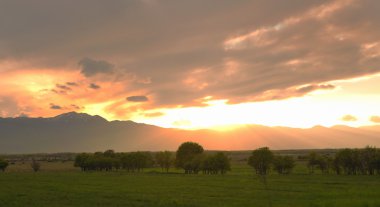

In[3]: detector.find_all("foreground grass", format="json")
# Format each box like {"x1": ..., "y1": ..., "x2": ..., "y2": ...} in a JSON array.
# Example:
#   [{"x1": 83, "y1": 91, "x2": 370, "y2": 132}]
[{"x1": 1, "y1": 163, "x2": 380, "y2": 207}]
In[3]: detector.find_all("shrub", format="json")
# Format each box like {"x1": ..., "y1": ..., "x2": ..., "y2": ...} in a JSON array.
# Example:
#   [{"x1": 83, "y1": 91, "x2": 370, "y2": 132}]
[
  {"x1": 273, "y1": 155, "x2": 295, "y2": 174},
  {"x1": 248, "y1": 147, "x2": 274, "y2": 175}
]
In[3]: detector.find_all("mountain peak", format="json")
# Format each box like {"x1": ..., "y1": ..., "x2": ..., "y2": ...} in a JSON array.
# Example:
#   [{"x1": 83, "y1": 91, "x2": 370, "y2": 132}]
[{"x1": 52, "y1": 111, "x2": 108, "y2": 123}]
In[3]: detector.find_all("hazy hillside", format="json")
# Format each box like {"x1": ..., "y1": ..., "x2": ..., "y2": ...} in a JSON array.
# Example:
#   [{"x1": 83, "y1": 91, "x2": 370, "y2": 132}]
[{"x1": 0, "y1": 112, "x2": 379, "y2": 153}]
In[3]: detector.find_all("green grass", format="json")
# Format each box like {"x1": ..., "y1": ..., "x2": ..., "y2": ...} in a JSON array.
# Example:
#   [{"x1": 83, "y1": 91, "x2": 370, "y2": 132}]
[{"x1": 1, "y1": 162, "x2": 380, "y2": 207}]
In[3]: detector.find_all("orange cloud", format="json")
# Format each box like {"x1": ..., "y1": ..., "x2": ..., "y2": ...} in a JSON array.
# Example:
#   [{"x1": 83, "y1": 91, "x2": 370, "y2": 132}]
[
  {"x1": 341, "y1": 115, "x2": 357, "y2": 122},
  {"x1": 370, "y1": 116, "x2": 380, "y2": 123}
]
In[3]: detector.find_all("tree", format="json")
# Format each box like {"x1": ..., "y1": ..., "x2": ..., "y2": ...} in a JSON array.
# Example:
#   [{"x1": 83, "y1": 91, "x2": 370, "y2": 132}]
[
  {"x1": 175, "y1": 142, "x2": 204, "y2": 174},
  {"x1": 358, "y1": 146, "x2": 377, "y2": 175},
  {"x1": 201, "y1": 152, "x2": 231, "y2": 174},
  {"x1": 103, "y1": 149, "x2": 116, "y2": 158},
  {"x1": 74, "y1": 153, "x2": 90, "y2": 171},
  {"x1": 248, "y1": 147, "x2": 274, "y2": 175},
  {"x1": 375, "y1": 149, "x2": 380, "y2": 175},
  {"x1": 333, "y1": 147, "x2": 380, "y2": 175},
  {"x1": 335, "y1": 148, "x2": 357, "y2": 175},
  {"x1": 120, "y1": 152, "x2": 153, "y2": 172},
  {"x1": 213, "y1": 152, "x2": 231, "y2": 174},
  {"x1": 307, "y1": 152, "x2": 318, "y2": 174},
  {"x1": 332, "y1": 155, "x2": 342, "y2": 175},
  {"x1": 248, "y1": 147, "x2": 274, "y2": 207},
  {"x1": 315, "y1": 155, "x2": 330, "y2": 174},
  {"x1": 273, "y1": 155, "x2": 295, "y2": 174},
  {"x1": 0, "y1": 158, "x2": 9, "y2": 172},
  {"x1": 31, "y1": 159, "x2": 41, "y2": 172},
  {"x1": 155, "y1": 151, "x2": 173, "y2": 172}
]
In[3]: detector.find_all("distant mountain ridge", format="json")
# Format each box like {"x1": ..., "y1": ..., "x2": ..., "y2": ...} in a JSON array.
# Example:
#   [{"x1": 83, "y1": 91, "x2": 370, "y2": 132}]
[
  {"x1": 0, "y1": 112, "x2": 379, "y2": 153},
  {"x1": 52, "y1": 112, "x2": 108, "y2": 123}
]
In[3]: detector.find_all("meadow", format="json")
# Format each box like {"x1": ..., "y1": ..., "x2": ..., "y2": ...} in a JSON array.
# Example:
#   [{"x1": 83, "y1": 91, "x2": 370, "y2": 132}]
[{"x1": 1, "y1": 155, "x2": 380, "y2": 207}]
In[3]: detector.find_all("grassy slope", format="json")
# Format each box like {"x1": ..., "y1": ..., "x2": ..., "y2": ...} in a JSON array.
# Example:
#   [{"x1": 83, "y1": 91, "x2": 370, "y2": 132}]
[{"x1": 1, "y1": 162, "x2": 380, "y2": 207}]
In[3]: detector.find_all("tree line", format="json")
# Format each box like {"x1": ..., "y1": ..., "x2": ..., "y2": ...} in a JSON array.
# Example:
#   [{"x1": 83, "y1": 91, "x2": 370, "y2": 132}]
[
  {"x1": 307, "y1": 146, "x2": 380, "y2": 175},
  {"x1": 74, "y1": 150, "x2": 154, "y2": 172},
  {"x1": 2, "y1": 143, "x2": 379, "y2": 176},
  {"x1": 248, "y1": 147, "x2": 296, "y2": 175},
  {"x1": 74, "y1": 142, "x2": 231, "y2": 174},
  {"x1": 247, "y1": 146, "x2": 380, "y2": 176}
]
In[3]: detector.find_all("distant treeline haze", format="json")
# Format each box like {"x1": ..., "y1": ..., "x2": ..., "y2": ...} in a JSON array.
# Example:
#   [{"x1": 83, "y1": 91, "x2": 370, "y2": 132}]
[
  {"x1": 74, "y1": 142, "x2": 231, "y2": 174},
  {"x1": 248, "y1": 146, "x2": 380, "y2": 175},
  {"x1": 2, "y1": 143, "x2": 380, "y2": 176}
]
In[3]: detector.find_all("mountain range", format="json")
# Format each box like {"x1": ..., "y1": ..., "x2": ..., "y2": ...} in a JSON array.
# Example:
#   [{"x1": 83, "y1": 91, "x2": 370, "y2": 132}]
[{"x1": 0, "y1": 112, "x2": 379, "y2": 153}]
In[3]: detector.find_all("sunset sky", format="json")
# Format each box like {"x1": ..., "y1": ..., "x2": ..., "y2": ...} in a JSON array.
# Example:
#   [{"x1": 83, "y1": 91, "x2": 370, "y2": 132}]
[{"x1": 1, "y1": 0, "x2": 380, "y2": 130}]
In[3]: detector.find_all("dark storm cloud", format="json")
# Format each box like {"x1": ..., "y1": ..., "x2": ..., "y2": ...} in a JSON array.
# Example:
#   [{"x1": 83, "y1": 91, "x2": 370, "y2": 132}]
[
  {"x1": 56, "y1": 84, "x2": 72, "y2": 91},
  {"x1": 66, "y1": 82, "x2": 78, "y2": 86},
  {"x1": 79, "y1": 58, "x2": 114, "y2": 77},
  {"x1": 70, "y1": 104, "x2": 82, "y2": 110},
  {"x1": 89, "y1": 83, "x2": 101, "y2": 89},
  {"x1": 50, "y1": 103, "x2": 63, "y2": 110},
  {"x1": 126, "y1": 96, "x2": 149, "y2": 102},
  {"x1": 1, "y1": 0, "x2": 380, "y2": 110}
]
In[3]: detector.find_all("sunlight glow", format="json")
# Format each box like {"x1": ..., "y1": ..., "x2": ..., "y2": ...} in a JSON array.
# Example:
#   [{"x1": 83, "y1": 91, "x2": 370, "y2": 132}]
[{"x1": 131, "y1": 74, "x2": 380, "y2": 130}]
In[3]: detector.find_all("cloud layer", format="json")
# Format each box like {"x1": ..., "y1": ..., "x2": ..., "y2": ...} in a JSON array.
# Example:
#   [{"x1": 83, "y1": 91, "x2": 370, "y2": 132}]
[
  {"x1": 370, "y1": 116, "x2": 380, "y2": 123},
  {"x1": 127, "y1": 96, "x2": 149, "y2": 102},
  {"x1": 0, "y1": 0, "x2": 380, "y2": 119},
  {"x1": 341, "y1": 115, "x2": 357, "y2": 122}
]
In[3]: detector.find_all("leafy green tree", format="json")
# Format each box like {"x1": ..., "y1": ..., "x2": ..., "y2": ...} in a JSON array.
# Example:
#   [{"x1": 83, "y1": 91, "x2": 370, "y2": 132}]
[
  {"x1": 175, "y1": 142, "x2": 204, "y2": 174},
  {"x1": 359, "y1": 146, "x2": 377, "y2": 175},
  {"x1": 0, "y1": 158, "x2": 9, "y2": 172},
  {"x1": 103, "y1": 149, "x2": 116, "y2": 158},
  {"x1": 248, "y1": 147, "x2": 274, "y2": 175},
  {"x1": 375, "y1": 149, "x2": 380, "y2": 175},
  {"x1": 316, "y1": 155, "x2": 330, "y2": 174},
  {"x1": 307, "y1": 152, "x2": 319, "y2": 174},
  {"x1": 120, "y1": 152, "x2": 153, "y2": 172},
  {"x1": 333, "y1": 147, "x2": 380, "y2": 175},
  {"x1": 201, "y1": 152, "x2": 231, "y2": 174},
  {"x1": 121, "y1": 153, "x2": 134, "y2": 172},
  {"x1": 113, "y1": 156, "x2": 122, "y2": 171},
  {"x1": 155, "y1": 151, "x2": 173, "y2": 172},
  {"x1": 335, "y1": 148, "x2": 357, "y2": 175},
  {"x1": 273, "y1": 155, "x2": 295, "y2": 174},
  {"x1": 214, "y1": 152, "x2": 231, "y2": 174},
  {"x1": 133, "y1": 152, "x2": 153, "y2": 172},
  {"x1": 188, "y1": 154, "x2": 203, "y2": 174},
  {"x1": 74, "y1": 153, "x2": 90, "y2": 171},
  {"x1": 248, "y1": 147, "x2": 274, "y2": 207}
]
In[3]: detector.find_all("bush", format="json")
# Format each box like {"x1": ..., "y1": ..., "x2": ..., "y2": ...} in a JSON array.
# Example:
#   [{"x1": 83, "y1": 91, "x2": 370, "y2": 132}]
[
  {"x1": 201, "y1": 152, "x2": 231, "y2": 174},
  {"x1": 0, "y1": 158, "x2": 9, "y2": 172},
  {"x1": 273, "y1": 155, "x2": 295, "y2": 174},
  {"x1": 155, "y1": 151, "x2": 173, "y2": 172},
  {"x1": 248, "y1": 147, "x2": 273, "y2": 175}
]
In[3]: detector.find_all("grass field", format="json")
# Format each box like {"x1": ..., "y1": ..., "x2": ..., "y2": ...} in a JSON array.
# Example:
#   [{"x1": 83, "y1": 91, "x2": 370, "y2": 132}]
[{"x1": 1, "y1": 160, "x2": 380, "y2": 207}]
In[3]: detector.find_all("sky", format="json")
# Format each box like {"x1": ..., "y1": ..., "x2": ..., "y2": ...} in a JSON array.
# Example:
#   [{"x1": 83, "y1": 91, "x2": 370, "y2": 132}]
[{"x1": 0, "y1": 0, "x2": 380, "y2": 129}]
